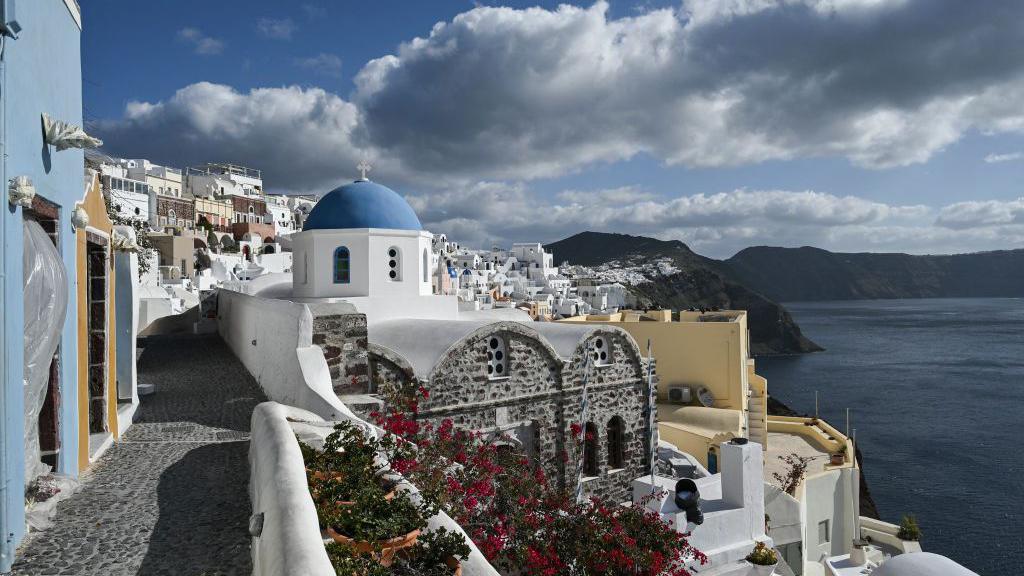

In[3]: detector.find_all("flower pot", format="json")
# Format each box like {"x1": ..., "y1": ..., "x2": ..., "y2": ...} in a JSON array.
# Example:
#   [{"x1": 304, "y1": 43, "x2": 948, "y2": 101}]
[
  {"x1": 445, "y1": 556, "x2": 462, "y2": 576},
  {"x1": 830, "y1": 453, "x2": 845, "y2": 466},
  {"x1": 747, "y1": 561, "x2": 777, "y2": 576},
  {"x1": 326, "y1": 526, "x2": 421, "y2": 566}
]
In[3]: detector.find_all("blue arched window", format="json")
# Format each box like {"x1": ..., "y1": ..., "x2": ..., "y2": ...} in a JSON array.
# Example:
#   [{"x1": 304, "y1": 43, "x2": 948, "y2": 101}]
[{"x1": 333, "y1": 247, "x2": 350, "y2": 284}]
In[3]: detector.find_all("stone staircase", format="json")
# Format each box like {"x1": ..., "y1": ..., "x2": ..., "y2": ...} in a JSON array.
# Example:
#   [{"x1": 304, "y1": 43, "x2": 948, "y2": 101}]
[{"x1": 747, "y1": 389, "x2": 768, "y2": 449}]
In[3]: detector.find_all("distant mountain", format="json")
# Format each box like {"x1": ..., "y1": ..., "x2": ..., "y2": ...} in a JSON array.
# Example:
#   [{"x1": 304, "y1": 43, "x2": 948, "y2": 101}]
[
  {"x1": 724, "y1": 246, "x2": 1024, "y2": 302},
  {"x1": 546, "y1": 232, "x2": 823, "y2": 356}
]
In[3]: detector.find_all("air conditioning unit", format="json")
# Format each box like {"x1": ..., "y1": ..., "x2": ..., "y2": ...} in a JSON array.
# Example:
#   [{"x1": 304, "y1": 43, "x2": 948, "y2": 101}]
[{"x1": 667, "y1": 386, "x2": 691, "y2": 404}]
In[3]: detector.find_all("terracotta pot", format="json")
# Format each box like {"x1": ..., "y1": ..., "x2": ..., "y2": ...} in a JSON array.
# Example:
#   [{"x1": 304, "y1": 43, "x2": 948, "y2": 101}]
[
  {"x1": 830, "y1": 453, "x2": 845, "y2": 466},
  {"x1": 445, "y1": 556, "x2": 462, "y2": 576},
  {"x1": 326, "y1": 527, "x2": 421, "y2": 566}
]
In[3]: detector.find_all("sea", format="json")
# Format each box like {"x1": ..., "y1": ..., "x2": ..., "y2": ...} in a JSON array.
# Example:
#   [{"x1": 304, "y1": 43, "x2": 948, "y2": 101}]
[{"x1": 756, "y1": 298, "x2": 1024, "y2": 575}]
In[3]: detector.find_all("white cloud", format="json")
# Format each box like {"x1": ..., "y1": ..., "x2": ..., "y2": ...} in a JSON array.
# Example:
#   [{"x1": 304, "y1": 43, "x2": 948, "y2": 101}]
[
  {"x1": 257, "y1": 17, "x2": 297, "y2": 40},
  {"x1": 177, "y1": 28, "x2": 224, "y2": 55},
  {"x1": 296, "y1": 53, "x2": 343, "y2": 77},
  {"x1": 984, "y1": 152, "x2": 1024, "y2": 164},
  {"x1": 936, "y1": 198, "x2": 1024, "y2": 229},
  {"x1": 100, "y1": 83, "x2": 372, "y2": 191}
]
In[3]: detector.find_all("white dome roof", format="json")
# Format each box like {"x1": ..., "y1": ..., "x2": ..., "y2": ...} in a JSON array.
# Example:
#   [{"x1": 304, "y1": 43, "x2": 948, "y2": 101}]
[{"x1": 872, "y1": 553, "x2": 978, "y2": 576}]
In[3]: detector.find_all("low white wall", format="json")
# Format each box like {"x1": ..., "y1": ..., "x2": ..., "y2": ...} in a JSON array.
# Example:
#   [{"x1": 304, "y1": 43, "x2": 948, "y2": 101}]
[
  {"x1": 217, "y1": 288, "x2": 353, "y2": 421},
  {"x1": 250, "y1": 402, "x2": 334, "y2": 576}
]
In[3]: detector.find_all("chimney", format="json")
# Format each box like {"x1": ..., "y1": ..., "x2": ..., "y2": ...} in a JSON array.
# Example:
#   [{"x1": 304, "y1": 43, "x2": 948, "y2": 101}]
[{"x1": 720, "y1": 438, "x2": 766, "y2": 537}]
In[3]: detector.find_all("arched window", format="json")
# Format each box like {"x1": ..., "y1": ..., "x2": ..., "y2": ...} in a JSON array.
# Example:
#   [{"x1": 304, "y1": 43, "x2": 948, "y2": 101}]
[
  {"x1": 422, "y1": 248, "x2": 429, "y2": 283},
  {"x1": 333, "y1": 247, "x2": 350, "y2": 284},
  {"x1": 583, "y1": 422, "x2": 599, "y2": 477},
  {"x1": 387, "y1": 246, "x2": 402, "y2": 281},
  {"x1": 607, "y1": 416, "x2": 625, "y2": 469},
  {"x1": 486, "y1": 334, "x2": 507, "y2": 379}
]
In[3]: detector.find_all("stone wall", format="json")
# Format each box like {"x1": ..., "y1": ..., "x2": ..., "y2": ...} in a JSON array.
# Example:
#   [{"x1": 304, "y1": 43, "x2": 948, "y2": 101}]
[
  {"x1": 311, "y1": 313, "x2": 370, "y2": 395},
  {"x1": 370, "y1": 324, "x2": 651, "y2": 503}
]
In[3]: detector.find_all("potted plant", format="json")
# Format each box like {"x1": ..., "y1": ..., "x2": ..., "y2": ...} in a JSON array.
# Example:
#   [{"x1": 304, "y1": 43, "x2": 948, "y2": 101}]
[
  {"x1": 745, "y1": 541, "x2": 778, "y2": 576},
  {"x1": 897, "y1": 514, "x2": 921, "y2": 541},
  {"x1": 320, "y1": 489, "x2": 430, "y2": 566},
  {"x1": 830, "y1": 445, "x2": 847, "y2": 466}
]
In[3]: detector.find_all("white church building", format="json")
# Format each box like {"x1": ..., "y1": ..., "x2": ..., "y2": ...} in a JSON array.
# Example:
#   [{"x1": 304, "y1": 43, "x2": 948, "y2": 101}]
[{"x1": 276, "y1": 179, "x2": 459, "y2": 323}]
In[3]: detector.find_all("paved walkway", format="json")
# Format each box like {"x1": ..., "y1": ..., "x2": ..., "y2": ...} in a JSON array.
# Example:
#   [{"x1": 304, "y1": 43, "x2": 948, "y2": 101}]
[{"x1": 13, "y1": 333, "x2": 266, "y2": 576}]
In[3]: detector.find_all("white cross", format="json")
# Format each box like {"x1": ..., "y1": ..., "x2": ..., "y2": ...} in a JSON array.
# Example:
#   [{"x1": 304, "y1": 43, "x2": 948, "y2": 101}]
[{"x1": 357, "y1": 160, "x2": 372, "y2": 180}]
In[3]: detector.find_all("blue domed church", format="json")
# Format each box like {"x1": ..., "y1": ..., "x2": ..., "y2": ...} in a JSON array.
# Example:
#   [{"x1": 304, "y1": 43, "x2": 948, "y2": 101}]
[{"x1": 290, "y1": 179, "x2": 435, "y2": 302}]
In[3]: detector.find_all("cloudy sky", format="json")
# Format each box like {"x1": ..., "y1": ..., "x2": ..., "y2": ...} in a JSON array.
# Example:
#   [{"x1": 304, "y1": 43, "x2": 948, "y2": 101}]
[{"x1": 85, "y1": 0, "x2": 1024, "y2": 258}]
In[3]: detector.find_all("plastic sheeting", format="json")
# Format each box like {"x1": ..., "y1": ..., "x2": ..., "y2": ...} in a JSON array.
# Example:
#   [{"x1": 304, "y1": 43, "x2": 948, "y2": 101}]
[{"x1": 23, "y1": 220, "x2": 68, "y2": 484}]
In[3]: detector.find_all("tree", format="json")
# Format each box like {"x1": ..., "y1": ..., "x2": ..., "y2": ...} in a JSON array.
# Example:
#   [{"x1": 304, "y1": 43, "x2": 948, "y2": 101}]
[
  {"x1": 220, "y1": 234, "x2": 238, "y2": 253},
  {"x1": 772, "y1": 453, "x2": 815, "y2": 496},
  {"x1": 206, "y1": 229, "x2": 221, "y2": 253},
  {"x1": 103, "y1": 193, "x2": 155, "y2": 280}
]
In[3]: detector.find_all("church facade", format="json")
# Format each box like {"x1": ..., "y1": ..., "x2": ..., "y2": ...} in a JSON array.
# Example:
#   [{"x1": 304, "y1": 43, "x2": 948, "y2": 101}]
[{"x1": 285, "y1": 178, "x2": 653, "y2": 501}]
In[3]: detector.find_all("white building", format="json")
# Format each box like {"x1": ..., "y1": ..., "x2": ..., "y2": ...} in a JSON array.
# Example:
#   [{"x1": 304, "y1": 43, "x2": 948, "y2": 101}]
[
  {"x1": 288, "y1": 179, "x2": 451, "y2": 323},
  {"x1": 186, "y1": 162, "x2": 263, "y2": 198},
  {"x1": 124, "y1": 158, "x2": 183, "y2": 197},
  {"x1": 265, "y1": 196, "x2": 297, "y2": 238}
]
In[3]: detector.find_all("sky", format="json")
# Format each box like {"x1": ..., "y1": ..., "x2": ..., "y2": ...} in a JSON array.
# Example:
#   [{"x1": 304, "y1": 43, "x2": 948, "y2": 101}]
[{"x1": 83, "y1": 0, "x2": 1024, "y2": 258}]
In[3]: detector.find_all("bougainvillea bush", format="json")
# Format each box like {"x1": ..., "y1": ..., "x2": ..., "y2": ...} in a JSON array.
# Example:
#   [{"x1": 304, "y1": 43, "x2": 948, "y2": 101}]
[{"x1": 371, "y1": 383, "x2": 706, "y2": 576}]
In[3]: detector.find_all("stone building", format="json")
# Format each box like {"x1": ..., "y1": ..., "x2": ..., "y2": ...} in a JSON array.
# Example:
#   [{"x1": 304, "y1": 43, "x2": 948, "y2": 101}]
[{"x1": 368, "y1": 319, "x2": 652, "y2": 502}]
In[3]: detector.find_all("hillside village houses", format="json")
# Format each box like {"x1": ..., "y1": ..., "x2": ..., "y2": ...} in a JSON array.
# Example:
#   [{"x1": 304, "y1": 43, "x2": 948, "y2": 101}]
[{"x1": 0, "y1": 3, "x2": 982, "y2": 576}]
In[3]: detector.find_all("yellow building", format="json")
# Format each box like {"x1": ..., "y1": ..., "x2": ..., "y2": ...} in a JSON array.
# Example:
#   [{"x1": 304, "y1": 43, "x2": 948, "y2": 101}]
[
  {"x1": 76, "y1": 172, "x2": 120, "y2": 471},
  {"x1": 194, "y1": 196, "x2": 235, "y2": 238}
]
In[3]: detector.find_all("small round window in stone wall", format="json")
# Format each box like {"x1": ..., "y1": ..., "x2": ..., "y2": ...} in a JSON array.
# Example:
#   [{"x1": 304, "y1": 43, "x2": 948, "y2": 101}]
[
  {"x1": 487, "y1": 335, "x2": 508, "y2": 378},
  {"x1": 387, "y1": 246, "x2": 402, "y2": 281},
  {"x1": 592, "y1": 336, "x2": 612, "y2": 366}
]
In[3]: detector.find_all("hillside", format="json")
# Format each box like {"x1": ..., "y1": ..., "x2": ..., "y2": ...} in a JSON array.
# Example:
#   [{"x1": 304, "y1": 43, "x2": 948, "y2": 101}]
[
  {"x1": 546, "y1": 232, "x2": 822, "y2": 356},
  {"x1": 725, "y1": 246, "x2": 1024, "y2": 302}
]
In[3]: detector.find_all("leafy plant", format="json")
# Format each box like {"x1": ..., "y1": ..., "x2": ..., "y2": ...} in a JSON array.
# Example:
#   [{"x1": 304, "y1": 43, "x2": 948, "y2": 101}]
[
  {"x1": 897, "y1": 514, "x2": 921, "y2": 541},
  {"x1": 103, "y1": 192, "x2": 155, "y2": 280},
  {"x1": 772, "y1": 453, "x2": 814, "y2": 496},
  {"x1": 745, "y1": 541, "x2": 778, "y2": 566},
  {"x1": 325, "y1": 542, "x2": 389, "y2": 576},
  {"x1": 395, "y1": 527, "x2": 471, "y2": 574},
  {"x1": 321, "y1": 489, "x2": 429, "y2": 542}
]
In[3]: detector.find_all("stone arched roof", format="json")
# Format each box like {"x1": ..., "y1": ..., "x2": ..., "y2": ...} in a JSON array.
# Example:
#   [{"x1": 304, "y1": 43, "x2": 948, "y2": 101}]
[{"x1": 368, "y1": 319, "x2": 644, "y2": 381}]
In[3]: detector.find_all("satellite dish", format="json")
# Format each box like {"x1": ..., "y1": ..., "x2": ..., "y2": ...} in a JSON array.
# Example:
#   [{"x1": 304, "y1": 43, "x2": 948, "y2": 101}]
[{"x1": 695, "y1": 386, "x2": 715, "y2": 407}]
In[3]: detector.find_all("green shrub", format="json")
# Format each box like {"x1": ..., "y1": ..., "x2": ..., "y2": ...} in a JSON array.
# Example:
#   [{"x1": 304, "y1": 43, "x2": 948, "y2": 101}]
[{"x1": 897, "y1": 514, "x2": 921, "y2": 541}]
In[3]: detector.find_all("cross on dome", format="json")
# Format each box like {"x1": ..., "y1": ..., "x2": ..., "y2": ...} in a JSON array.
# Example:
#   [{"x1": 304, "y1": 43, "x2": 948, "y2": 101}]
[{"x1": 357, "y1": 159, "x2": 372, "y2": 180}]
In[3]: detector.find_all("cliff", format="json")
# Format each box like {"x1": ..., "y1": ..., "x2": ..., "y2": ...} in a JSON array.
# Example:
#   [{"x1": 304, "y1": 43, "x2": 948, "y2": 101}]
[
  {"x1": 724, "y1": 246, "x2": 1024, "y2": 302},
  {"x1": 546, "y1": 232, "x2": 822, "y2": 356}
]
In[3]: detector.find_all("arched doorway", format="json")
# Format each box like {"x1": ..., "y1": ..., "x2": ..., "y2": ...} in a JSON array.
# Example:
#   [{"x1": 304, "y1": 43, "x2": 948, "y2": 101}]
[{"x1": 242, "y1": 245, "x2": 251, "y2": 261}]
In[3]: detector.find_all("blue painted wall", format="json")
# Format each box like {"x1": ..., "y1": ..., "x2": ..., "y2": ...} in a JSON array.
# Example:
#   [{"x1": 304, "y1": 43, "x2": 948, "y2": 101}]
[{"x1": 0, "y1": 0, "x2": 83, "y2": 569}]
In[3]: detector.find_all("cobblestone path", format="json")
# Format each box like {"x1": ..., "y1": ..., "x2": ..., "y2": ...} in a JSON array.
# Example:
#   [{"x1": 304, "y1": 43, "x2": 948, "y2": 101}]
[{"x1": 13, "y1": 333, "x2": 266, "y2": 576}]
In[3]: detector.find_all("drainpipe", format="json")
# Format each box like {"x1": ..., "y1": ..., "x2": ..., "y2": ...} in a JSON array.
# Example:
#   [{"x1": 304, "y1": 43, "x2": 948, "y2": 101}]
[{"x1": 0, "y1": 0, "x2": 10, "y2": 569}]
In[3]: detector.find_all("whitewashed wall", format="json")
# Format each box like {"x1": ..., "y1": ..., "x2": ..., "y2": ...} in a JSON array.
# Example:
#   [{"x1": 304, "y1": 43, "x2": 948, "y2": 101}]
[{"x1": 217, "y1": 288, "x2": 352, "y2": 421}]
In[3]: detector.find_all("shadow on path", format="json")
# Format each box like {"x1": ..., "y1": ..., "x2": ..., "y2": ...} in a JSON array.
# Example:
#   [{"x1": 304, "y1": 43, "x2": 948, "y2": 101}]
[{"x1": 137, "y1": 442, "x2": 252, "y2": 575}]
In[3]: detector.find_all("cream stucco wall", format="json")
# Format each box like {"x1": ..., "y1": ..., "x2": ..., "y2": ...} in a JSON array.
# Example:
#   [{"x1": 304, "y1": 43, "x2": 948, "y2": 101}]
[{"x1": 561, "y1": 311, "x2": 750, "y2": 411}]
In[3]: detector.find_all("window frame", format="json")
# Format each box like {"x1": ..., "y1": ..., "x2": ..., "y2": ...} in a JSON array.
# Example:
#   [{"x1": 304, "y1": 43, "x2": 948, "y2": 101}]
[{"x1": 333, "y1": 246, "x2": 351, "y2": 284}]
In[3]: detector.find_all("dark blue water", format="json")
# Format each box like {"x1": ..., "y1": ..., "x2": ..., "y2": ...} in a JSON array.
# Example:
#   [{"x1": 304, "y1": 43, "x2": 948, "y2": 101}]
[{"x1": 757, "y1": 298, "x2": 1024, "y2": 575}]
